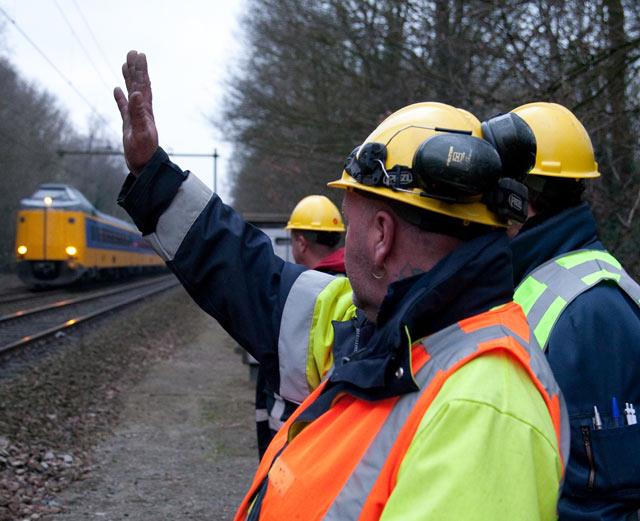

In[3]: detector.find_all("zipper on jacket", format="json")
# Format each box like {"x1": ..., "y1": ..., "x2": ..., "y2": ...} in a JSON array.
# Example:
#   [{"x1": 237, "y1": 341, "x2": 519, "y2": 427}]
[{"x1": 581, "y1": 426, "x2": 595, "y2": 490}]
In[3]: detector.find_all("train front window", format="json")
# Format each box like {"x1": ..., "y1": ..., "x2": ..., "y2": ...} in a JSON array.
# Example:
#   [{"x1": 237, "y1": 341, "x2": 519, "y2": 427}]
[{"x1": 33, "y1": 188, "x2": 71, "y2": 201}]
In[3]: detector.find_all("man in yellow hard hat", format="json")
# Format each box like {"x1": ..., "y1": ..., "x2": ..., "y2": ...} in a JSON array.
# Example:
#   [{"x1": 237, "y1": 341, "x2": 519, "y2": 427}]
[
  {"x1": 286, "y1": 195, "x2": 345, "y2": 273},
  {"x1": 255, "y1": 195, "x2": 346, "y2": 458},
  {"x1": 114, "y1": 50, "x2": 568, "y2": 519},
  {"x1": 482, "y1": 102, "x2": 640, "y2": 520}
]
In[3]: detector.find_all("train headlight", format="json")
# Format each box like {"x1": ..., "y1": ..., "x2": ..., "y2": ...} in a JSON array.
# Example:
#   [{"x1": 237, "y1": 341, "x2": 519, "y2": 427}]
[
  {"x1": 65, "y1": 245, "x2": 78, "y2": 257},
  {"x1": 43, "y1": 196, "x2": 53, "y2": 206},
  {"x1": 17, "y1": 245, "x2": 27, "y2": 255}
]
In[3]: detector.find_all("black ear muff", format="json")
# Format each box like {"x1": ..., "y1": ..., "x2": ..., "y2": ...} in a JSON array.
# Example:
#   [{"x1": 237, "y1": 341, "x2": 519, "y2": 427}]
[
  {"x1": 412, "y1": 134, "x2": 502, "y2": 200},
  {"x1": 482, "y1": 178, "x2": 529, "y2": 223},
  {"x1": 481, "y1": 113, "x2": 536, "y2": 181}
]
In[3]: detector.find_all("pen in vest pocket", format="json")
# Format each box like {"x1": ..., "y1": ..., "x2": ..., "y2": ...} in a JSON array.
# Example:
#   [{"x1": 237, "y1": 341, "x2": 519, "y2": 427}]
[{"x1": 592, "y1": 398, "x2": 637, "y2": 428}]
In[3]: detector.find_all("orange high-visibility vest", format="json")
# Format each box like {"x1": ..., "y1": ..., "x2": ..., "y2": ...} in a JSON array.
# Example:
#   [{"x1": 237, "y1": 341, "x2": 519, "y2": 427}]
[{"x1": 235, "y1": 302, "x2": 568, "y2": 521}]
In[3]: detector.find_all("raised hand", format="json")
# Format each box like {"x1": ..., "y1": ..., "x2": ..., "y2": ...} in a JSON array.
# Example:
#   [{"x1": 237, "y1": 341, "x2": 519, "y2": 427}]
[{"x1": 114, "y1": 51, "x2": 159, "y2": 175}]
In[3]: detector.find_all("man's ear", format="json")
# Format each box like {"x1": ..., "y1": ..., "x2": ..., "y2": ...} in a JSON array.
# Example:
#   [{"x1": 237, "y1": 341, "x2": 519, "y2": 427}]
[
  {"x1": 293, "y1": 231, "x2": 309, "y2": 253},
  {"x1": 372, "y1": 210, "x2": 395, "y2": 270}
]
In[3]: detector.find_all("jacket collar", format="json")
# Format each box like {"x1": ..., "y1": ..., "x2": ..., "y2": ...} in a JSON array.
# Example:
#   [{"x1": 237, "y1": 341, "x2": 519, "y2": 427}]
[
  {"x1": 510, "y1": 203, "x2": 602, "y2": 285},
  {"x1": 313, "y1": 247, "x2": 346, "y2": 274},
  {"x1": 329, "y1": 230, "x2": 514, "y2": 399}
]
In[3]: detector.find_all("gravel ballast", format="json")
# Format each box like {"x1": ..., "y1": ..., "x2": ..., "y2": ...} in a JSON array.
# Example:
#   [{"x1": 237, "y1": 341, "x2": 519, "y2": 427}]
[{"x1": 0, "y1": 285, "x2": 257, "y2": 520}]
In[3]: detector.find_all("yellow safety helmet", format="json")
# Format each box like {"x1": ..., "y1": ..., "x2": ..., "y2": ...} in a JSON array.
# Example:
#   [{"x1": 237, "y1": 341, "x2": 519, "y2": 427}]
[
  {"x1": 286, "y1": 195, "x2": 345, "y2": 232},
  {"x1": 328, "y1": 102, "x2": 525, "y2": 227},
  {"x1": 456, "y1": 107, "x2": 482, "y2": 132},
  {"x1": 511, "y1": 102, "x2": 600, "y2": 179}
]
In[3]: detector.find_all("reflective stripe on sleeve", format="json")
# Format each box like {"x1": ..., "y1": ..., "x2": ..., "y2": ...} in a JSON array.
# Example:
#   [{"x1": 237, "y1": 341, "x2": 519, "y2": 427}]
[
  {"x1": 268, "y1": 417, "x2": 285, "y2": 432},
  {"x1": 278, "y1": 270, "x2": 336, "y2": 403},
  {"x1": 144, "y1": 172, "x2": 212, "y2": 261}
]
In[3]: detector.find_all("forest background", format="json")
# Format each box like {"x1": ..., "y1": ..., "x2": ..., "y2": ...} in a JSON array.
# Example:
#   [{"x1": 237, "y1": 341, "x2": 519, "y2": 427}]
[{"x1": 2, "y1": 0, "x2": 640, "y2": 275}]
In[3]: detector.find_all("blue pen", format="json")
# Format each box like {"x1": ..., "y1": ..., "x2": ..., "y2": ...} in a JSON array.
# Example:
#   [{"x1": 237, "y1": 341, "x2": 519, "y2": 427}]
[{"x1": 612, "y1": 396, "x2": 621, "y2": 427}]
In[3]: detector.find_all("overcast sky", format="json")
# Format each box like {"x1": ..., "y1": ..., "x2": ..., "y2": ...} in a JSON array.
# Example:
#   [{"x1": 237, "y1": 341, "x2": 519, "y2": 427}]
[{"x1": 0, "y1": 0, "x2": 245, "y2": 201}]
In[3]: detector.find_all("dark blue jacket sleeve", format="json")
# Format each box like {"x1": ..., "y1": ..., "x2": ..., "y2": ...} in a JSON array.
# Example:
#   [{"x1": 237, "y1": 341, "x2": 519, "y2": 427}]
[
  {"x1": 117, "y1": 148, "x2": 188, "y2": 234},
  {"x1": 118, "y1": 148, "x2": 305, "y2": 390},
  {"x1": 169, "y1": 195, "x2": 305, "y2": 377},
  {"x1": 547, "y1": 283, "x2": 640, "y2": 521}
]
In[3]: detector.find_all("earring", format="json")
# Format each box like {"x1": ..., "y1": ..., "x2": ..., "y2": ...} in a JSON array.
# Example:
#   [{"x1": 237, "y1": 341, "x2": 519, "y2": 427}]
[{"x1": 371, "y1": 267, "x2": 386, "y2": 280}]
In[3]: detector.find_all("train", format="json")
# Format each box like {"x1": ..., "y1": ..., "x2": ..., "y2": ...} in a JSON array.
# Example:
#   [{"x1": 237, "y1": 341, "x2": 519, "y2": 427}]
[{"x1": 14, "y1": 183, "x2": 164, "y2": 287}]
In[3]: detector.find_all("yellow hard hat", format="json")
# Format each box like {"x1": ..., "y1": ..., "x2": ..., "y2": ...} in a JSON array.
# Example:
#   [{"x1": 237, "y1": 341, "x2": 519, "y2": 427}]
[
  {"x1": 511, "y1": 102, "x2": 600, "y2": 179},
  {"x1": 456, "y1": 107, "x2": 482, "y2": 132},
  {"x1": 328, "y1": 102, "x2": 524, "y2": 227},
  {"x1": 286, "y1": 195, "x2": 345, "y2": 232}
]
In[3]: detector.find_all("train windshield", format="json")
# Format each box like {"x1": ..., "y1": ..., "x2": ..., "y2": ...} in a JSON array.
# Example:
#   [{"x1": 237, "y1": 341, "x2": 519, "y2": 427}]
[{"x1": 32, "y1": 188, "x2": 71, "y2": 201}]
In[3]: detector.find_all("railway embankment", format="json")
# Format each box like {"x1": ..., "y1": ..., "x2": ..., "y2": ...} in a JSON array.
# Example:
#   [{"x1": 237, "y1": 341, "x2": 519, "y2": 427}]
[{"x1": 0, "y1": 286, "x2": 256, "y2": 520}]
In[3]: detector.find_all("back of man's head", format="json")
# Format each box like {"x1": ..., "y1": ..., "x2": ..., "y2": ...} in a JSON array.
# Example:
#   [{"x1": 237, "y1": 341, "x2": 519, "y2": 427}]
[
  {"x1": 483, "y1": 102, "x2": 600, "y2": 218},
  {"x1": 286, "y1": 195, "x2": 344, "y2": 267}
]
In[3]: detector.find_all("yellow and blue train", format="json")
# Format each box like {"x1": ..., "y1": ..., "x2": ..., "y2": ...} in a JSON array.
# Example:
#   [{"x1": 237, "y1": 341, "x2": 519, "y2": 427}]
[{"x1": 15, "y1": 183, "x2": 164, "y2": 287}]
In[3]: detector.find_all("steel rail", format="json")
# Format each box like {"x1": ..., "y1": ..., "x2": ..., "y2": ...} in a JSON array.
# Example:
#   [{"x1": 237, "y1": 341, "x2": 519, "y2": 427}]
[
  {"x1": 0, "y1": 277, "x2": 178, "y2": 356},
  {"x1": 0, "y1": 276, "x2": 173, "y2": 323},
  {"x1": 0, "y1": 290, "x2": 63, "y2": 305}
]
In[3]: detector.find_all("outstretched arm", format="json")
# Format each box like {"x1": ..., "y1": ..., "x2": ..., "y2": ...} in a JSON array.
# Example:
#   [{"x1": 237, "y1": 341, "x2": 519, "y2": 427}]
[
  {"x1": 113, "y1": 50, "x2": 158, "y2": 175},
  {"x1": 112, "y1": 52, "x2": 352, "y2": 403}
]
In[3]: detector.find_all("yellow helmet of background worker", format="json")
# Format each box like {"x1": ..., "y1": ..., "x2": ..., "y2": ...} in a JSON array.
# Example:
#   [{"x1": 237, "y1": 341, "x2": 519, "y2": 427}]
[
  {"x1": 286, "y1": 195, "x2": 345, "y2": 232},
  {"x1": 328, "y1": 102, "x2": 527, "y2": 227},
  {"x1": 511, "y1": 102, "x2": 601, "y2": 179}
]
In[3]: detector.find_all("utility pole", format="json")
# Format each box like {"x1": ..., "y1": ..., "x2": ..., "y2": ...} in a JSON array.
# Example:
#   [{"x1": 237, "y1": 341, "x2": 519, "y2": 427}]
[
  {"x1": 57, "y1": 148, "x2": 220, "y2": 192},
  {"x1": 213, "y1": 148, "x2": 219, "y2": 194}
]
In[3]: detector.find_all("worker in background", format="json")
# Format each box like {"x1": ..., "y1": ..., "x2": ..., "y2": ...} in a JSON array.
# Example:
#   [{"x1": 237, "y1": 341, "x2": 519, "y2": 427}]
[
  {"x1": 287, "y1": 195, "x2": 345, "y2": 273},
  {"x1": 114, "y1": 50, "x2": 568, "y2": 520},
  {"x1": 482, "y1": 102, "x2": 640, "y2": 520},
  {"x1": 255, "y1": 195, "x2": 346, "y2": 458}
]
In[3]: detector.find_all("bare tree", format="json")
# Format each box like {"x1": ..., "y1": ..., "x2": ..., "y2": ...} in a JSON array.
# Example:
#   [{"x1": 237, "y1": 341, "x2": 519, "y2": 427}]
[{"x1": 220, "y1": 0, "x2": 640, "y2": 274}]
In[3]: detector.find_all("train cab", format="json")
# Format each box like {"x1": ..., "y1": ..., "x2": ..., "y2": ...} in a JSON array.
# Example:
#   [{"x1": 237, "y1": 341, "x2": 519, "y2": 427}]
[{"x1": 15, "y1": 183, "x2": 163, "y2": 287}]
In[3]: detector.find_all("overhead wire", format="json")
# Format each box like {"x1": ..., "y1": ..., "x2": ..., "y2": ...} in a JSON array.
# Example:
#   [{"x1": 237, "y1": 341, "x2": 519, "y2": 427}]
[
  {"x1": 0, "y1": 4, "x2": 118, "y2": 135},
  {"x1": 70, "y1": 0, "x2": 120, "y2": 83},
  {"x1": 53, "y1": 0, "x2": 113, "y2": 93}
]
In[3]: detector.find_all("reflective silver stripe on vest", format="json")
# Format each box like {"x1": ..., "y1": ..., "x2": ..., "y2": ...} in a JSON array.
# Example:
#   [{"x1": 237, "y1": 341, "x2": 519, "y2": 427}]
[
  {"x1": 278, "y1": 269, "x2": 336, "y2": 404},
  {"x1": 324, "y1": 318, "x2": 567, "y2": 520},
  {"x1": 520, "y1": 250, "x2": 640, "y2": 351},
  {"x1": 145, "y1": 172, "x2": 212, "y2": 261}
]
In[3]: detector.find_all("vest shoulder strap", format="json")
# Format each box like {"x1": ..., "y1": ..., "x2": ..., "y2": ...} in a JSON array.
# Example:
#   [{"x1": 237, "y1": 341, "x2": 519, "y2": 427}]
[{"x1": 514, "y1": 249, "x2": 640, "y2": 350}]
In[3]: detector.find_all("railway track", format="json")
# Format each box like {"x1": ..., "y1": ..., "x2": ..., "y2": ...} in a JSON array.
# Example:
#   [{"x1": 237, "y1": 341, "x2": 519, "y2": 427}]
[
  {"x1": 0, "y1": 276, "x2": 163, "y2": 309},
  {"x1": 0, "y1": 288, "x2": 68, "y2": 306},
  {"x1": 0, "y1": 275, "x2": 179, "y2": 356}
]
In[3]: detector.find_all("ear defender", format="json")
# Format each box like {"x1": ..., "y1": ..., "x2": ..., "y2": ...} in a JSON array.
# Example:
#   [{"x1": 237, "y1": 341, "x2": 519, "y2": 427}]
[
  {"x1": 481, "y1": 113, "x2": 537, "y2": 181},
  {"x1": 412, "y1": 134, "x2": 503, "y2": 200}
]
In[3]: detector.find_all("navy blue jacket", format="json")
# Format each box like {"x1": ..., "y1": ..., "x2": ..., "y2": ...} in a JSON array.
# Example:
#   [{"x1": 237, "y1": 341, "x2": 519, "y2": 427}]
[{"x1": 511, "y1": 204, "x2": 640, "y2": 521}]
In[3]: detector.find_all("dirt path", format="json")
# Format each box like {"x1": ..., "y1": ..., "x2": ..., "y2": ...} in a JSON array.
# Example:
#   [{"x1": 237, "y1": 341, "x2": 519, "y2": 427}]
[{"x1": 52, "y1": 309, "x2": 258, "y2": 520}]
